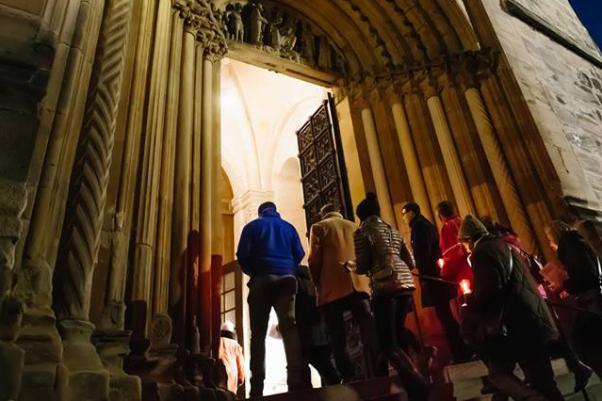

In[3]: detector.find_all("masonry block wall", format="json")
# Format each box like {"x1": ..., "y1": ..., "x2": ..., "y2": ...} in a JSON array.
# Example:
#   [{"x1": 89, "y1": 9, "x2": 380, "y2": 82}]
[{"x1": 480, "y1": 0, "x2": 602, "y2": 216}]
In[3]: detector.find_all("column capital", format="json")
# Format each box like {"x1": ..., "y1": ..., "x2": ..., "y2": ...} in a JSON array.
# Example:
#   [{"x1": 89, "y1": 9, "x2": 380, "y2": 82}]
[
  {"x1": 178, "y1": 0, "x2": 228, "y2": 55},
  {"x1": 451, "y1": 48, "x2": 500, "y2": 90},
  {"x1": 416, "y1": 69, "x2": 441, "y2": 100},
  {"x1": 346, "y1": 81, "x2": 370, "y2": 110}
]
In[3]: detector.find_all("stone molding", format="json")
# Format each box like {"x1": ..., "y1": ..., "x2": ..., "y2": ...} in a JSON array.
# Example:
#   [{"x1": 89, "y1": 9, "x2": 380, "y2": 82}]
[
  {"x1": 0, "y1": 179, "x2": 27, "y2": 297},
  {"x1": 343, "y1": 48, "x2": 500, "y2": 102}
]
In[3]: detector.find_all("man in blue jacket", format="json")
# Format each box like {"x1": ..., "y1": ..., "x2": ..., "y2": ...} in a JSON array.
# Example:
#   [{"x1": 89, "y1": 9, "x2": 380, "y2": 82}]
[{"x1": 236, "y1": 201, "x2": 309, "y2": 396}]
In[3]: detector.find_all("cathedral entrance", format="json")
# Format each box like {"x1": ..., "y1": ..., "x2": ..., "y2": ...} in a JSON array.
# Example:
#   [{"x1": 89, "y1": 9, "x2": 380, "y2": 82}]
[{"x1": 220, "y1": 57, "x2": 343, "y2": 396}]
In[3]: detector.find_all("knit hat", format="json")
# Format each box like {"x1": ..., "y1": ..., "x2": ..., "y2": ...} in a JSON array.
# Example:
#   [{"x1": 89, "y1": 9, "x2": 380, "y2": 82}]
[
  {"x1": 459, "y1": 215, "x2": 489, "y2": 241},
  {"x1": 221, "y1": 320, "x2": 235, "y2": 333}
]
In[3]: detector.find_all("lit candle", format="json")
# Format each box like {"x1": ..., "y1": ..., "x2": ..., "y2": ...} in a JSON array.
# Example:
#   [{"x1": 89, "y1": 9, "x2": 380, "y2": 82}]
[{"x1": 460, "y1": 279, "x2": 472, "y2": 295}]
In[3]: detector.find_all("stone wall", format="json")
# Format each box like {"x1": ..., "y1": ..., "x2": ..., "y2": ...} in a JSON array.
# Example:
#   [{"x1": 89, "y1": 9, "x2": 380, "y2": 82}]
[{"x1": 480, "y1": 0, "x2": 602, "y2": 210}]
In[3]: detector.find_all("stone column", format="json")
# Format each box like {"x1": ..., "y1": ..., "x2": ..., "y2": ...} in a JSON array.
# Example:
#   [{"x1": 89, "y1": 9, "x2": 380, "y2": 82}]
[
  {"x1": 439, "y1": 73, "x2": 502, "y2": 221},
  {"x1": 52, "y1": 0, "x2": 135, "y2": 398},
  {"x1": 103, "y1": 0, "x2": 156, "y2": 331},
  {"x1": 354, "y1": 98, "x2": 396, "y2": 226},
  {"x1": 402, "y1": 82, "x2": 453, "y2": 226},
  {"x1": 464, "y1": 86, "x2": 538, "y2": 254},
  {"x1": 422, "y1": 74, "x2": 476, "y2": 217},
  {"x1": 388, "y1": 93, "x2": 433, "y2": 222},
  {"x1": 130, "y1": 0, "x2": 172, "y2": 340},
  {"x1": 199, "y1": 55, "x2": 214, "y2": 354},
  {"x1": 211, "y1": 58, "x2": 224, "y2": 354},
  {"x1": 154, "y1": 7, "x2": 184, "y2": 318},
  {"x1": 170, "y1": 11, "x2": 196, "y2": 347}
]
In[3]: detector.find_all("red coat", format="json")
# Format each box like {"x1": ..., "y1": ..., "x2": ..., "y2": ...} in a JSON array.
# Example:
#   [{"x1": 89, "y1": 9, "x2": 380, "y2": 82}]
[{"x1": 439, "y1": 217, "x2": 473, "y2": 291}]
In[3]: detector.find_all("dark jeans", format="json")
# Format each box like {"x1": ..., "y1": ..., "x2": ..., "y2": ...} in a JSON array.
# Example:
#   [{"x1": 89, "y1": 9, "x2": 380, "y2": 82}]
[
  {"x1": 486, "y1": 345, "x2": 565, "y2": 401},
  {"x1": 248, "y1": 275, "x2": 310, "y2": 396},
  {"x1": 434, "y1": 300, "x2": 471, "y2": 362},
  {"x1": 372, "y1": 293, "x2": 429, "y2": 401},
  {"x1": 321, "y1": 292, "x2": 379, "y2": 381}
]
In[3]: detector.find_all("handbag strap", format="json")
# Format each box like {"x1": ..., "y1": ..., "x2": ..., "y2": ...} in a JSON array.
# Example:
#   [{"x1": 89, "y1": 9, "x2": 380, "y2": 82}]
[
  {"x1": 596, "y1": 256, "x2": 602, "y2": 295},
  {"x1": 506, "y1": 246, "x2": 514, "y2": 285},
  {"x1": 496, "y1": 246, "x2": 515, "y2": 321}
]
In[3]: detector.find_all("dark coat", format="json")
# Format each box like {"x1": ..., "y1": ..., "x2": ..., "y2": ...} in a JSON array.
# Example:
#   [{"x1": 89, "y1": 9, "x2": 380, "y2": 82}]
[
  {"x1": 466, "y1": 235, "x2": 558, "y2": 355},
  {"x1": 558, "y1": 230, "x2": 601, "y2": 295},
  {"x1": 557, "y1": 230, "x2": 602, "y2": 347},
  {"x1": 409, "y1": 214, "x2": 455, "y2": 306}
]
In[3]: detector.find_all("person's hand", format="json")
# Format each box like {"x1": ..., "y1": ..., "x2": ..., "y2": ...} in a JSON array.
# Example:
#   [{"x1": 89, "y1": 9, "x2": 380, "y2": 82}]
[{"x1": 340, "y1": 260, "x2": 356, "y2": 272}]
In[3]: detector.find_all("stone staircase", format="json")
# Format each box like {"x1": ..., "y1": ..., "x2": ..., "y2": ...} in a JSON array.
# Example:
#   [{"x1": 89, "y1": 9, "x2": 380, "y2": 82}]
[
  {"x1": 244, "y1": 376, "x2": 458, "y2": 401},
  {"x1": 444, "y1": 359, "x2": 602, "y2": 401}
]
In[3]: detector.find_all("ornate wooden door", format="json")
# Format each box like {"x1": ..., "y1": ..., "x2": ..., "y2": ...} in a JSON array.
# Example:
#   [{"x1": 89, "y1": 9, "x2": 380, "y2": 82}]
[{"x1": 296, "y1": 94, "x2": 353, "y2": 234}]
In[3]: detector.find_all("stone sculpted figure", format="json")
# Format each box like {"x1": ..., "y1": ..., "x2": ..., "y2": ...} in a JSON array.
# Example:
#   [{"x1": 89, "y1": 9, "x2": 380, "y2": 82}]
[
  {"x1": 279, "y1": 19, "x2": 298, "y2": 55},
  {"x1": 248, "y1": 2, "x2": 268, "y2": 45},
  {"x1": 300, "y1": 22, "x2": 316, "y2": 64},
  {"x1": 227, "y1": 3, "x2": 244, "y2": 41},
  {"x1": 268, "y1": 11, "x2": 284, "y2": 49},
  {"x1": 318, "y1": 35, "x2": 333, "y2": 70}
]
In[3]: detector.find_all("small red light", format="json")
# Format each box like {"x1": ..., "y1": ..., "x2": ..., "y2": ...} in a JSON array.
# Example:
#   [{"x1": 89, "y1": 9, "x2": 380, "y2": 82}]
[
  {"x1": 437, "y1": 258, "x2": 444, "y2": 270},
  {"x1": 460, "y1": 279, "x2": 472, "y2": 295}
]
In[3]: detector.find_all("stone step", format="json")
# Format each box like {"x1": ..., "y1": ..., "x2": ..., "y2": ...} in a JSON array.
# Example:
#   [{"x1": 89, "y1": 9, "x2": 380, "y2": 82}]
[
  {"x1": 463, "y1": 383, "x2": 602, "y2": 401},
  {"x1": 246, "y1": 376, "x2": 407, "y2": 401},
  {"x1": 444, "y1": 359, "x2": 601, "y2": 401}
]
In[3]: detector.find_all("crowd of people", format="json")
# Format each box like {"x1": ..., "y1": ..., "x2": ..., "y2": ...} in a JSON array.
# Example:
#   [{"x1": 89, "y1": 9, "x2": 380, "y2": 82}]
[{"x1": 219, "y1": 194, "x2": 602, "y2": 400}]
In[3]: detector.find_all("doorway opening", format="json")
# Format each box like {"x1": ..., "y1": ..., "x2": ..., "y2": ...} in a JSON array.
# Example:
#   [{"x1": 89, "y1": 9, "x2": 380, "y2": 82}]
[{"x1": 220, "y1": 57, "x2": 332, "y2": 396}]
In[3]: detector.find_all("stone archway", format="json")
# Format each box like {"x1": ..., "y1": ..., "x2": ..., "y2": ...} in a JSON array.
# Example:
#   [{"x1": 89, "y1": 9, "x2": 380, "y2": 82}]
[{"x1": 3, "y1": 0, "x2": 594, "y2": 400}]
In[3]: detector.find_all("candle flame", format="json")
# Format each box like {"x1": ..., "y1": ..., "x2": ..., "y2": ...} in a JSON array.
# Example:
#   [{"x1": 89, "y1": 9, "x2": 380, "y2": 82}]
[{"x1": 460, "y1": 279, "x2": 472, "y2": 295}]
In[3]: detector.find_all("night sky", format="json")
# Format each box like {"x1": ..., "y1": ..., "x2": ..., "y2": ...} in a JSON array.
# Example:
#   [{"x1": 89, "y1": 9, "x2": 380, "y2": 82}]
[{"x1": 569, "y1": 0, "x2": 602, "y2": 49}]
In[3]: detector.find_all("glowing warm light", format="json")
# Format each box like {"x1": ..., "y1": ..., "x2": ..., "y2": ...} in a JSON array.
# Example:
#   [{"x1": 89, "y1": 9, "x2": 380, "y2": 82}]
[
  {"x1": 437, "y1": 258, "x2": 444, "y2": 270},
  {"x1": 221, "y1": 89, "x2": 237, "y2": 109},
  {"x1": 460, "y1": 279, "x2": 472, "y2": 295}
]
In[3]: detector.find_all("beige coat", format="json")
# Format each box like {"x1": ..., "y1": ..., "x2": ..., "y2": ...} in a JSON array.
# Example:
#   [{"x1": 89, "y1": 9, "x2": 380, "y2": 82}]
[
  {"x1": 218, "y1": 336, "x2": 245, "y2": 394},
  {"x1": 308, "y1": 212, "x2": 371, "y2": 305}
]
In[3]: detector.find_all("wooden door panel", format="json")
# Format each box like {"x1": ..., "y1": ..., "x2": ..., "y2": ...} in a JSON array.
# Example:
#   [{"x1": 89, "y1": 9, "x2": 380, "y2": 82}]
[{"x1": 296, "y1": 94, "x2": 354, "y2": 234}]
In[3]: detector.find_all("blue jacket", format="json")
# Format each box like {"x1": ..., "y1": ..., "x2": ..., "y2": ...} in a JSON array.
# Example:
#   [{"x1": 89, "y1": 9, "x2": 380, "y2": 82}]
[{"x1": 236, "y1": 209, "x2": 305, "y2": 277}]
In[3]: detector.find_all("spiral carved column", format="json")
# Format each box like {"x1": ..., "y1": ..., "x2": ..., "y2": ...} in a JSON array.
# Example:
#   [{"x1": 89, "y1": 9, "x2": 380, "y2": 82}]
[{"x1": 52, "y1": 0, "x2": 135, "y2": 398}]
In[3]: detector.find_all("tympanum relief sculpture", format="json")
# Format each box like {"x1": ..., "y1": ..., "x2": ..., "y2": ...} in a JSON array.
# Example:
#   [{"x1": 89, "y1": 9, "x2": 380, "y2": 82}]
[{"x1": 219, "y1": 0, "x2": 348, "y2": 75}]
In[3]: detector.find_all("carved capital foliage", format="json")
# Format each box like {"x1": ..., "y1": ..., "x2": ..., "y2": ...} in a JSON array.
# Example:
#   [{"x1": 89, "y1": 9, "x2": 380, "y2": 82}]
[
  {"x1": 176, "y1": 0, "x2": 228, "y2": 54},
  {"x1": 346, "y1": 81, "x2": 369, "y2": 110},
  {"x1": 449, "y1": 48, "x2": 500, "y2": 90}
]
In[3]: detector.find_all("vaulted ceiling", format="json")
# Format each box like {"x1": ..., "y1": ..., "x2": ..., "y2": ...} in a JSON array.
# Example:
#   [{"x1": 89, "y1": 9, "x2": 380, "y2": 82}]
[{"x1": 214, "y1": 0, "x2": 480, "y2": 77}]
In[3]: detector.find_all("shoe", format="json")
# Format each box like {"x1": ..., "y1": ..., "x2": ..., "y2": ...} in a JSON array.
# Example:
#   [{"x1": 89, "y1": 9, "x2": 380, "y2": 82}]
[
  {"x1": 389, "y1": 349, "x2": 430, "y2": 401},
  {"x1": 574, "y1": 361, "x2": 593, "y2": 393}
]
